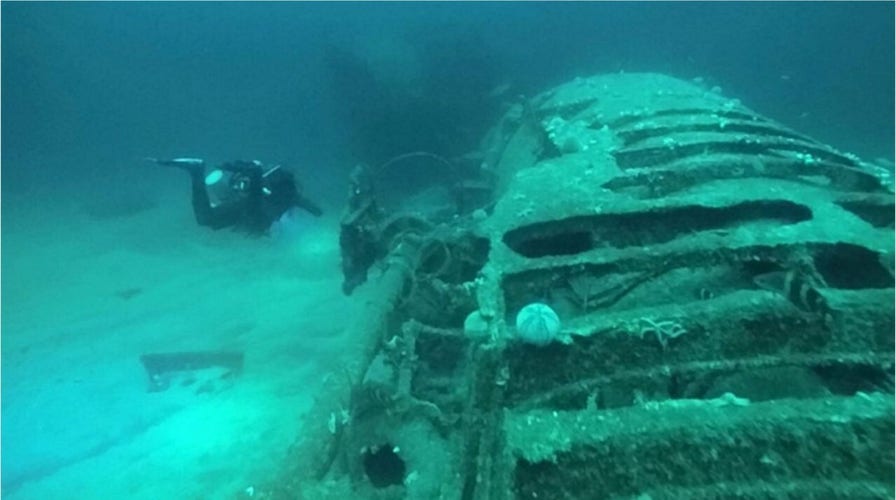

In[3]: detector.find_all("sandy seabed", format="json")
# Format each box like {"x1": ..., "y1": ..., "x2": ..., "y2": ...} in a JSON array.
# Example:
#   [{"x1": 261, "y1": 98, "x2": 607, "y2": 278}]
[{"x1": 2, "y1": 183, "x2": 356, "y2": 499}]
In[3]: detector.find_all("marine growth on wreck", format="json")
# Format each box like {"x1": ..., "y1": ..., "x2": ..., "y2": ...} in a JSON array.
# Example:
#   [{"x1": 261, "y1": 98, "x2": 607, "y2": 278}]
[{"x1": 267, "y1": 73, "x2": 894, "y2": 500}]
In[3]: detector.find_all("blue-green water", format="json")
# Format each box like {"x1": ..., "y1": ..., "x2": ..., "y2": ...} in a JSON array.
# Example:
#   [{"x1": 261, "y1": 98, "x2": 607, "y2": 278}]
[{"x1": 1, "y1": 2, "x2": 893, "y2": 498}]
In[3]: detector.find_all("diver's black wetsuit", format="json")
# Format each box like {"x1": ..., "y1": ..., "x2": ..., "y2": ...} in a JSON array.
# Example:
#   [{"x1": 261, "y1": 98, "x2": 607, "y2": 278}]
[{"x1": 155, "y1": 158, "x2": 323, "y2": 234}]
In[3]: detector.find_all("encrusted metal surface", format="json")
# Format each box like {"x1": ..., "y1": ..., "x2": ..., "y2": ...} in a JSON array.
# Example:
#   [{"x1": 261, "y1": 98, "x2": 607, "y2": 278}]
[{"x1": 269, "y1": 73, "x2": 894, "y2": 500}]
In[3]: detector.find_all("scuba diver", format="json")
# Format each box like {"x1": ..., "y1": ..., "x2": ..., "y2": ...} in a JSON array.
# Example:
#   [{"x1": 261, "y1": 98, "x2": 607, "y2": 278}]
[{"x1": 148, "y1": 157, "x2": 323, "y2": 234}]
